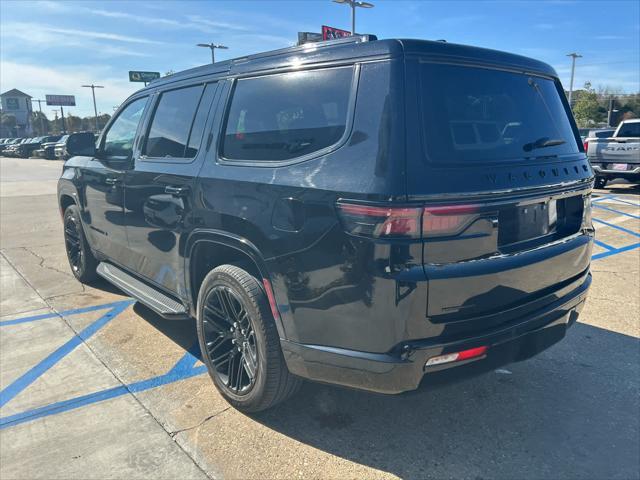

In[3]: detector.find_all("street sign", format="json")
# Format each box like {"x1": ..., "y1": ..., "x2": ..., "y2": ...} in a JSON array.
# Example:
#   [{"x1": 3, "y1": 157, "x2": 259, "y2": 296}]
[
  {"x1": 322, "y1": 25, "x2": 351, "y2": 40},
  {"x1": 45, "y1": 95, "x2": 76, "y2": 106},
  {"x1": 129, "y1": 71, "x2": 161, "y2": 83}
]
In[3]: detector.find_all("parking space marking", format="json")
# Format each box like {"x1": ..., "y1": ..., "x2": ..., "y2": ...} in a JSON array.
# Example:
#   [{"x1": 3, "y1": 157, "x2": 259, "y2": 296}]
[
  {"x1": 592, "y1": 204, "x2": 640, "y2": 219},
  {"x1": 0, "y1": 301, "x2": 135, "y2": 327},
  {"x1": 0, "y1": 300, "x2": 206, "y2": 431},
  {"x1": 0, "y1": 346, "x2": 206, "y2": 431},
  {"x1": 593, "y1": 195, "x2": 640, "y2": 207},
  {"x1": 594, "y1": 239, "x2": 616, "y2": 251},
  {"x1": 593, "y1": 218, "x2": 640, "y2": 238},
  {"x1": 0, "y1": 300, "x2": 133, "y2": 408}
]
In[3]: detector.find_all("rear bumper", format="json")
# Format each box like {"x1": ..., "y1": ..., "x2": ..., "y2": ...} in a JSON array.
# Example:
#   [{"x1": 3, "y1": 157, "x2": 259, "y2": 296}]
[
  {"x1": 281, "y1": 272, "x2": 590, "y2": 394},
  {"x1": 592, "y1": 164, "x2": 640, "y2": 179}
]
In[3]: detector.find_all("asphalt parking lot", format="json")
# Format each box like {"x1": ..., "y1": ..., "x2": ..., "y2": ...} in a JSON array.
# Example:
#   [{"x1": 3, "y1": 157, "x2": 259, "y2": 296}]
[{"x1": 1, "y1": 156, "x2": 638, "y2": 480}]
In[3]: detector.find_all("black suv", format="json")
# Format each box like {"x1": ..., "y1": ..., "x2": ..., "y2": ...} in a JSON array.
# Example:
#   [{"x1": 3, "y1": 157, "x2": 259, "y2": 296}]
[{"x1": 58, "y1": 37, "x2": 594, "y2": 412}]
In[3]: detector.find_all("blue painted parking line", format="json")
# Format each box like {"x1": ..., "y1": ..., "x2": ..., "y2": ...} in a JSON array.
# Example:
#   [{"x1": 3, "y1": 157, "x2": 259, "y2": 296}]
[
  {"x1": 604, "y1": 196, "x2": 640, "y2": 207},
  {"x1": 594, "y1": 239, "x2": 615, "y2": 251},
  {"x1": 0, "y1": 299, "x2": 207, "y2": 431},
  {"x1": 592, "y1": 204, "x2": 640, "y2": 219},
  {"x1": 0, "y1": 346, "x2": 206, "y2": 430},
  {"x1": 0, "y1": 300, "x2": 133, "y2": 408},
  {"x1": 0, "y1": 301, "x2": 135, "y2": 327},
  {"x1": 592, "y1": 242, "x2": 640, "y2": 261},
  {"x1": 593, "y1": 218, "x2": 640, "y2": 238}
]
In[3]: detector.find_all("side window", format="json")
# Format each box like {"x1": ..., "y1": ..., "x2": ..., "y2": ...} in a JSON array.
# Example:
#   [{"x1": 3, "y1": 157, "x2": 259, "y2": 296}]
[
  {"x1": 144, "y1": 85, "x2": 205, "y2": 159},
  {"x1": 222, "y1": 66, "x2": 353, "y2": 162},
  {"x1": 617, "y1": 122, "x2": 640, "y2": 138},
  {"x1": 103, "y1": 97, "x2": 147, "y2": 158}
]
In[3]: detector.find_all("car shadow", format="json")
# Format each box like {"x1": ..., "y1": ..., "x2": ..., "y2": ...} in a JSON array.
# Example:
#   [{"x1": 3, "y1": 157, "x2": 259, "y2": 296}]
[
  {"x1": 132, "y1": 302, "x2": 200, "y2": 354},
  {"x1": 248, "y1": 323, "x2": 639, "y2": 479},
  {"x1": 126, "y1": 300, "x2": 639, "y2": 479}
]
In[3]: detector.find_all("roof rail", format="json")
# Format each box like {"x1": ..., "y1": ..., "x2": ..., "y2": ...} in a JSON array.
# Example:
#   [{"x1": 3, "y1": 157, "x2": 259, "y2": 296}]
[{"x1": 232, "y1": 34, "x2": 378, "y2": 65}]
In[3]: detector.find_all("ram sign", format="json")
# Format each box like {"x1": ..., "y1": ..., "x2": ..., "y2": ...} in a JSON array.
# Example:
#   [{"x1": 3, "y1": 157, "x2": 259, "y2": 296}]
[{"x1": 45, "y1": 95, "x2": 76, "y2": 107}]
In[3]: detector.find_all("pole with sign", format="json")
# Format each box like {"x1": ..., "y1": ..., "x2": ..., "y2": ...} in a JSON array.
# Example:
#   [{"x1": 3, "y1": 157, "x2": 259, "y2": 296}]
[
  {"x1": 129, "y1": 71, "x2": 161, "y2": 87},
  {"x1": 46, "y1": 95, "x2": 75, "y2": 134}
]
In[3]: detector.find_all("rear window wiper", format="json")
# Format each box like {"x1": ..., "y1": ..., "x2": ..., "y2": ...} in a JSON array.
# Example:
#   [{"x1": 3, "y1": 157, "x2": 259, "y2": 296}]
[{"x1": 523, "y1": 137, "x2": 566, "y2": 152}]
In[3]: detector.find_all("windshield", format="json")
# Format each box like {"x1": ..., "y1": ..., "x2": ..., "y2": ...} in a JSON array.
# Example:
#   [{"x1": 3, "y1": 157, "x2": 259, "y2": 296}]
[{"x1": 420, "y1": 64, "x2": 579, "y2": 163}]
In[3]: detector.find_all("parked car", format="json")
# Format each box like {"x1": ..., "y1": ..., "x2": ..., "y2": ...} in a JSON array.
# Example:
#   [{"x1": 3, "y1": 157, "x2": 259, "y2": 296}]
[
  {"x1": 587, "y1": 119, "x2": 640, "y2": 188},
  {"x1": 4, "y1": 138, "x2": 31, "y2": 157},
  {"x1": 33, "y1": 135, "x2": 63, "y2": 159},
  {"x1": 58, "y1": 36, "x2": 594, "y2": 412},
  {"x1": 14, "y1": 136, "x2": 50, "y2": 158},
  {"x1": 54, "y1": 132, "x2": 95, "y2": 160},
  {"x1": 0, "y1": 138, "x2": 20, "y2": 154}
]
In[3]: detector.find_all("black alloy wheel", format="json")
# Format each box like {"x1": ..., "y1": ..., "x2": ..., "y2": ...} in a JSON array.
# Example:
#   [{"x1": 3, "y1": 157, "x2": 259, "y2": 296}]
[
  {"x1": 197, "y1": 265, "x2": 301, "y2": 412},
  {"x1": 63, "y1": 205, "x2": 98, "y2": 283},
  {"x1": 202, "y1": 285, "x2": 258, "y2": 394},
  {"x1": 64, "y1": 214, "x2": 83, "y2": 274}
]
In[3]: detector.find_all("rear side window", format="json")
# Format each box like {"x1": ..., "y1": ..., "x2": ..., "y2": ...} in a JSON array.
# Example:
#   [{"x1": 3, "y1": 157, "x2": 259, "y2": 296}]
[
  {"x1": 222, "y1": 67, "x2": 353, "y2": 162},
  {"x1": 617, "y1": 122, "x2": 640, "y2": 138},
  {"x1": 420, "y1": 64, "x2": 580, "y2": 163},
  {"x1": 145, "y1": 85, "x2": 205, "y2": 159}
]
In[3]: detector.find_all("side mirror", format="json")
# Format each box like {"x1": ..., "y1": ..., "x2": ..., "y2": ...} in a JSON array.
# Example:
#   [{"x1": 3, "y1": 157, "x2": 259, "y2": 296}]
[{"x1": 66, "y1": 134, "x2": 96, "y2": 157}]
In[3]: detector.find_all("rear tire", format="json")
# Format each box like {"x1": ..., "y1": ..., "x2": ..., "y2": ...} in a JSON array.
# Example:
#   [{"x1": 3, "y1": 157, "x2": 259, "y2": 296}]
[
  {"x1": 595, "y1": 177, "x2": 608, "y2": 189},
  {"x1": 63, "y1": 205, "x2": 98, "y2": 283},
  {"x1": 196, "y1": 265, "x2": 301, "y2": 412}
]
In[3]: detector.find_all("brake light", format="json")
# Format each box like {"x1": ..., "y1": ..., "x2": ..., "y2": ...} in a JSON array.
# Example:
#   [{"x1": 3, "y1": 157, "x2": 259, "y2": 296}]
[
  {"x1": 336, "y1": 202, "x2": 422, "y2": 239},
  {"x1": 422, "y1": 204, "x2": 480, "y2": 237},
  {"x1": 337, "y1": 202, "x2": 481, "y2": 239},
  {"x1": 583, "y1": 139, "x2": 589, "y2": 152},
  {"x1": 425, "y1": 346, "x2": 488, "y2": 367}
]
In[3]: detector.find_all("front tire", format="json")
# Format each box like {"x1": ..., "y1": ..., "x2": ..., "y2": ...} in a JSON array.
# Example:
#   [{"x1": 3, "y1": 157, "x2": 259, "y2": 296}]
[
  {"x1": 196, "y1": 265, "x2": 301, "y2": 412},
  {"x1": 63, "y1": 205, "x2": 98, "y2": 283}
]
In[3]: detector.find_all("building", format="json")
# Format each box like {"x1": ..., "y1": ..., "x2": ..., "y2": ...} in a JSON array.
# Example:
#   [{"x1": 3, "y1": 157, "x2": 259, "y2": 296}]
[{"x1": 1, "y1": 89, "x2": 33, "y2": 137}]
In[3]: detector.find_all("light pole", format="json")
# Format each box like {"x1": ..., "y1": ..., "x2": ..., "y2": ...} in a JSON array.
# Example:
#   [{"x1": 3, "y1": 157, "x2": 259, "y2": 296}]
[
  {"x1": 566, "y1": 52, "x2": 582, "y2": 107},
  {"x1": 197, "y1": 43, "x2": 229, "y2": 64},
  {"x1": 82, "y1": 84, "x2": 105, "y2": 132},
  {"x1": 332, "y1": 0, "x2": 374, "y2": 35},
  {"x1": 31, "y1": 99, "x2": 46, "y2": 135}
]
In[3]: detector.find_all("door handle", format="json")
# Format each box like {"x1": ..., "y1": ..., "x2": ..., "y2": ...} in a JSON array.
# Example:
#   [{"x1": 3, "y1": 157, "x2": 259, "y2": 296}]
[
  {"x1": 165, "y1": 185, "x2": 190, "y2": 197},
  {"x1": 105, "y1": 177, "x2": 121, "y2": 186}
]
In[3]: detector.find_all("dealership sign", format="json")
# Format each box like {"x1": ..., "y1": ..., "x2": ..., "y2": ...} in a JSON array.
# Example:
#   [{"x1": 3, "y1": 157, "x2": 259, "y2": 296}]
[
  {"x1": 322, "y1": 25, "x2": 351, "y2": 40},
  {"x1": 129, "y1": 71, "x2": 161, "y2": 83},
  {"x1": 45, "y1": 95, "x2": 76, "y2": 106}
]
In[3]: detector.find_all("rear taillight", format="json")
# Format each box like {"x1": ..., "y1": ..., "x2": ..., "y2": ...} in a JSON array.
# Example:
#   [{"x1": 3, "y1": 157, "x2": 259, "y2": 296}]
[
  {"x1": 583, "y1": 139, "x2": 589, "y2": 152},
  {"x1": 422, "y1": 204, "x2": 480, "y2": 237},
  {"x1": 336, "y1": 203, "x2": 422, "y2": 239},
  {"x1": 337, "y1": 201, "x2": 480, "y2": 239}
]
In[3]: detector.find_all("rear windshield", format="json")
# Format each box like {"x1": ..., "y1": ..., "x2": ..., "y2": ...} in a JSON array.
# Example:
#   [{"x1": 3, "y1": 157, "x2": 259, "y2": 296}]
[
  {"x1": 617, "y1": 122, "x2": 640, "y2": 138},
  {"x1": 420, "y1": 64, "x2": 579, "y2": 163}
]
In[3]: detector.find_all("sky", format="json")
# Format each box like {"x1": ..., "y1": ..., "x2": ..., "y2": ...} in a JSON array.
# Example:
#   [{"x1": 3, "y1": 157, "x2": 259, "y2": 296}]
[{"x1": 1, "y1": 0, "x2": 638, "y2": 118}]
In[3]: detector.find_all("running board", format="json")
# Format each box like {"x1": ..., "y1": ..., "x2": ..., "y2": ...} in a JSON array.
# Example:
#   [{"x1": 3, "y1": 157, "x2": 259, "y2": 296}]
[{"x1": 96, "y1": 262, "x2": 189, "y2": 319}]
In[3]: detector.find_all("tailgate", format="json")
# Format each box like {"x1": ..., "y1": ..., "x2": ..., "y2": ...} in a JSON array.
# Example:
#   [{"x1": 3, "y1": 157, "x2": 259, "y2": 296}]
[
  {"x1": 422, "y1": 188, "x2": 592, "y2": 320},
  {"x1": 589, "y1": 140, "x2": 640, "y2": 165}
]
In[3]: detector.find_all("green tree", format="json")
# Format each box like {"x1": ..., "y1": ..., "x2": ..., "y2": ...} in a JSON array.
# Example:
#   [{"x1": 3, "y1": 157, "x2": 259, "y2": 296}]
[
  {"x1": 65, "y1": 114, "x2": 82, "y2": 132},
  {"x1": 1, "y1": 113, "x2": 17, "y2": 136},
  {"x1": 30, "y1": 111, "x2": 49, "y2": 135},
  {"x1": 572, "y1": 82, "x2": 601, "y2": 128}
]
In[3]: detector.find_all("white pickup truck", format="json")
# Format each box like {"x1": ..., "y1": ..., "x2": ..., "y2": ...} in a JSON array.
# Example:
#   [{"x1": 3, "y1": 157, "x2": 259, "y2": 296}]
[{"x1": 586, "y1": 118, "x2": 640, "y2": 188}]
